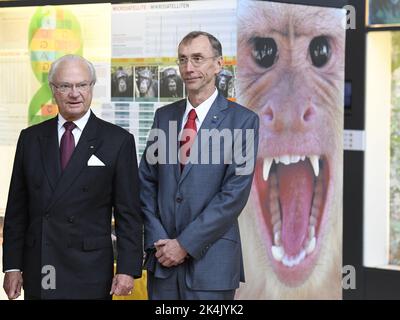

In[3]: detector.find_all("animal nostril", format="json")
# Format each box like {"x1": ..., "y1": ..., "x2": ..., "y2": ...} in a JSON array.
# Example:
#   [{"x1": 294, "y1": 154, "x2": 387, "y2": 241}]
[
  {"x1": 303, "y1": 107, "x2": 315, "y2": 122},
  {"x1": 263, "y1": 106, "x2": 274, "y2": 121}
]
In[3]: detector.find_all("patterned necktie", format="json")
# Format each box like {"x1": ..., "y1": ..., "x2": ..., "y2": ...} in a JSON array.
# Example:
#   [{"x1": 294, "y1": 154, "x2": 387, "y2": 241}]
[
  {"x1": 60, "y1": 121, "x2": 76, "y2": 171},
  {"x1": 180, "y1": 109, "x2": 197, "y2": 170}
]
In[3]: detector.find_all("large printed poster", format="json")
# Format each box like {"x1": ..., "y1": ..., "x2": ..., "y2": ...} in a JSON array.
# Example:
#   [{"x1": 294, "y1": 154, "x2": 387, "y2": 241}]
[
  {"x1": 0, "y1": 3, "x2": 110, "y2": 215},
  {"x1": 0, "y1": 0, "x2": 345, "y2": 299},
  {"x1": 236, "y1": 0, "x2": 345, "y2": 299},
  {"x1": 109, "y1": 1, "x2": 237, "y2": 157}
]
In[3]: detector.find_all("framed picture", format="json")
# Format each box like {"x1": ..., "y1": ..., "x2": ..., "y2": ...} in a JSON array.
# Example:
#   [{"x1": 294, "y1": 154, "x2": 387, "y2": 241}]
[{"x1": 368, "y1": 0, "x2": 400, "y2": 26}]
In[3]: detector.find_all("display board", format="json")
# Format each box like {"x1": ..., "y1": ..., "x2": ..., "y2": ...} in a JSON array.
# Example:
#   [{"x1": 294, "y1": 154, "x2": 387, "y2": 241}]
[
  {"x1": 368, "y1": 0, "x2": 400, "y2": 26},
  {"x1": 0, "y1": 0, "x2": 345, "y2": 299},
  {"x1": 236, "y1": 0, "x2": 345, "y2": 299}
]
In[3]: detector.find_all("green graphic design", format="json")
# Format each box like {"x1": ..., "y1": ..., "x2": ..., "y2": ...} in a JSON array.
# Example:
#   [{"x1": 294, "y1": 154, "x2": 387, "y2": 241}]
[{"x1": 28, "y1": 6, "x2": 83, "y2": 125}]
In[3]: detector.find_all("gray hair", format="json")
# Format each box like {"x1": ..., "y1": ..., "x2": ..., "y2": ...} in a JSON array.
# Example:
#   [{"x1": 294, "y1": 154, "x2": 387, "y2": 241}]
[
  {"x1": 48, "y1": 54, "x2": 97, "y2": 84},
  {"x1": 178, "y1": 31, "x2": 223, "y2": 57}
]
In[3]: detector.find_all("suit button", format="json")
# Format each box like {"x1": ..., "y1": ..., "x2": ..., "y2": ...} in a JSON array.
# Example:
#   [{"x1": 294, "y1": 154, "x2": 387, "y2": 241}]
[
  {"x1": 82, "y1": 187, "x2": 89, "y2": 192},
  {"x1": 176, "y1": 197, "x2": 182, "y2": 203},
  {"x1": 68, "y1": 216, "x2": 75, "y2": 223},
  {"x1": 45, "y1": 214, "x2": 50, "y2": 220}
]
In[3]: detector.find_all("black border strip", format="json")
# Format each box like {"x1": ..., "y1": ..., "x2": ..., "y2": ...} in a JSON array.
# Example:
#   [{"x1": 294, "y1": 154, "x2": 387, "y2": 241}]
[{"x1": 0, "y1": 0, "x2": 348, "y2": 9}]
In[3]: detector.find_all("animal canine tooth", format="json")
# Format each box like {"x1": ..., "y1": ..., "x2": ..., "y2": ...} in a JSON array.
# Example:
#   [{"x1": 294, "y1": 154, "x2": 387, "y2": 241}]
[
  {"x1": 272, "y1": 246, "x2": 284, "y2": 261},
  {"x1": 306, "y1": 236, "x2": 316, "y2": 255},
  {"x1": 263, "y1": 157, "x2": 273, "y2": 181},
  {"x1": 308, "y1": 226, "x2": 315, "y2": 240},
  {"x1": 274, "y1": 231, "x2": 281, "y2": 246},
  {"x1": 309, "y1": 155, "x2": 320, "y2": 177}
]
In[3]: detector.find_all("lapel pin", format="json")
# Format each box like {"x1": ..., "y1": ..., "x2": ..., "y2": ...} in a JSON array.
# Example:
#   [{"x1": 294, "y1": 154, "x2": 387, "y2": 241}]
[
  {"x1": 213, "y1": 115, "x2": 218, "y2": 120},
  {"x1": 90, "y1": 146, "x2": 94, "y2": 149}
]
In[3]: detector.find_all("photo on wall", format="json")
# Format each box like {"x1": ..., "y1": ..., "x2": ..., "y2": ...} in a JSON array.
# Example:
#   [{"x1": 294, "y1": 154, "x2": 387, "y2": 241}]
[
  {"x1": 216, "y1": 66, "x2": 236, "y2": 99},
  {"x1": 111, "y1": 64, "x2": 134, "y2": 102},
  {"x1": 159, "y1": 66, "x2": 184, "y2": 102},
  {"x1": 236, "y1": 0, "x2": 345, "y2": 299},
  {"x1": 134, "y1": 66, "x2": 159, "y2": 102},
  {"x1": 369, "y1": 0, "x2": 400, "y2": 26}
]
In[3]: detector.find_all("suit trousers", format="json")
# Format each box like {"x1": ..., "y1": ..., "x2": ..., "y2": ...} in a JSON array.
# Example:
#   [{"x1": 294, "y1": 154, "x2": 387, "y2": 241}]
[
  {"x1": 24, "y1": 294, "x2": 112, "y2": 300},
  {"x1": 147, "y1": 264, "x2": 235, "y2": 300}
]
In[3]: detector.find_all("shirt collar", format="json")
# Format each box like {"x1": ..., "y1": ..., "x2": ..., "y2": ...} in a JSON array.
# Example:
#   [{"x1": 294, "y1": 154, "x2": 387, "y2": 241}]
[
  {"x1": 184, "y1": 88, "x2": 218, "y2": 124},
  {"x1": 58, "y1": 109, "x2": 91, "y2": 132}
]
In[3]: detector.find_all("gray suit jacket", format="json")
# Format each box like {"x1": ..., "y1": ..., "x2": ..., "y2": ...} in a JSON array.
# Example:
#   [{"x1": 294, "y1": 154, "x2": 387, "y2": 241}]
[{"x1": 139, "y1": 93, "x2": 259, "y2": 291}]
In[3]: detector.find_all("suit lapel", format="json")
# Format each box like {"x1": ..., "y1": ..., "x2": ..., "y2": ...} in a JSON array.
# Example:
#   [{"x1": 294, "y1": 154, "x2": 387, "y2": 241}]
[
  {"x1": 179, "y1": 94, "x2": 229, "y2": 184},
  {"x1": 39, "y1": 117, "x2": 61, "y2": 191},
  {"x1": 173, "y1": 100, "x2": 186, "y2": 182},
  {"x1": 46, "y1": 112, "x2": 102, "y2": 212}
]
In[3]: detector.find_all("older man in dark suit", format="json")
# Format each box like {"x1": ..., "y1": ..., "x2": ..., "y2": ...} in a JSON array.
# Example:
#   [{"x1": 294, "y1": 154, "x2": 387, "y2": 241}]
[{"x1": 2, "y1": 54, "x2": 143, "y2": 300}]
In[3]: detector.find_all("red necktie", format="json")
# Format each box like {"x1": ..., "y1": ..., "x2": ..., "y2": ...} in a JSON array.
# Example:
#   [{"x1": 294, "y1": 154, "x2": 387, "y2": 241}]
[
  {"x1": 180, "y1": 109, "x2": 197, "y2": 170},
  {"x1": 60, "y1": 121, "x2": 76, "y2": 171}
]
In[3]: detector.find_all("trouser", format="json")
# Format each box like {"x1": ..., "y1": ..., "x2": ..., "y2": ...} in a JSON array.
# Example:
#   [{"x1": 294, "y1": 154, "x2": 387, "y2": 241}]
[{"x1": 147, "y1": 264, "x2": 235, "y2": 300}]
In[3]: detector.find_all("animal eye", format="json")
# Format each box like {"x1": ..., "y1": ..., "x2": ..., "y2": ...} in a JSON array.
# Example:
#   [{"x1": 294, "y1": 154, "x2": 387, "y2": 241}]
[
  {"x1": 251, "y1": 37, "x2": 278, "y2": 69},
  {"x1": 309, "y1": 36, "x2": 331, "y2": 68}
]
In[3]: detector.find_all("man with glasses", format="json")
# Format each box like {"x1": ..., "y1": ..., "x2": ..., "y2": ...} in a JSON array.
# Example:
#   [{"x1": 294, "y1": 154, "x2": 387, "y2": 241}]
[
  {"x1": 2, "y1": 54, "x2": 143, "y2": 300},
  {"x1": 140, "y1": 31, "x2": 259, "y2": 299}
]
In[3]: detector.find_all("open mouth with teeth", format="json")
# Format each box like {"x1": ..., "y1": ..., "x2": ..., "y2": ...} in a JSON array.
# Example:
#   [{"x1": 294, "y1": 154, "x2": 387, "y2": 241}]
[{"x1": 254, "y1": 154, "x2": 329, "y2": 286}]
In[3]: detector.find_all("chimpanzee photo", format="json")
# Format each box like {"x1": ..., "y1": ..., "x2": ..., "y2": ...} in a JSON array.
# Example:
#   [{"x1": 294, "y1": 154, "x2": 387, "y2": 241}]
[
  {"x1": 160, "y1": 67, "x2": 183, "y2": 100},
  {"x1": 135, "y1": 66, "x2": 158, "y2": 101},
  {"x1": 215, "y1": 67, "x2": 235, "y2": 98},
  {"x1": 111, "y1": 66, "x2": 133, "y2": 101}
]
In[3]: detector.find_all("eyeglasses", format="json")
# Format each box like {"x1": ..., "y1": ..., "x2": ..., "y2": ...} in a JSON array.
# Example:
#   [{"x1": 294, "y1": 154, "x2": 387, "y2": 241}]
[
  {"x1": 51, "y1": 81, "x2": 93, "y2": 94},
  {"x1": 176, "y1": 56, "x2": 218, "y2": 67}
]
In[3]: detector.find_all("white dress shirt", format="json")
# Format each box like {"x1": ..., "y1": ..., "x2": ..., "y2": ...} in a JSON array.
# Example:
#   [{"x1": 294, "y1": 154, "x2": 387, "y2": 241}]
[
  {"x1": 180, "y1": 88, "x2": 218, "y2": 133},
  {"x1": 57, "y1": 109, "x2": 91, "y2": 146}
]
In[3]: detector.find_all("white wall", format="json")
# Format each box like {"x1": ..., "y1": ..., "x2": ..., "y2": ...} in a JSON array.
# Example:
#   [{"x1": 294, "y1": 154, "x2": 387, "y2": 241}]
[{"x1": 364, "y1": 31, "x2": 392, "y2": 267}]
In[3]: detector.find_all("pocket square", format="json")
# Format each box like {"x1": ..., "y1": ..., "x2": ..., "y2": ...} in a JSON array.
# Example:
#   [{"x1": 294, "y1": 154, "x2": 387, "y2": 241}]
[{"x1": 87, "y1": 154, "x2": 105, "y2": 166}]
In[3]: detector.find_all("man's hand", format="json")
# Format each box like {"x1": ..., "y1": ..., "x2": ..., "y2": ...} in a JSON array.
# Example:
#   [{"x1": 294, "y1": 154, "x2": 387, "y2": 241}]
[
  {"x1": 154, "y1": 239, "x2": 187, "y2": 267},
  {"x1": 110, "y1": 274, "x2": 134, "y2": 296},
  {"x1": 3, "y1": 271, "x2": 23, "y2": 300}
]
